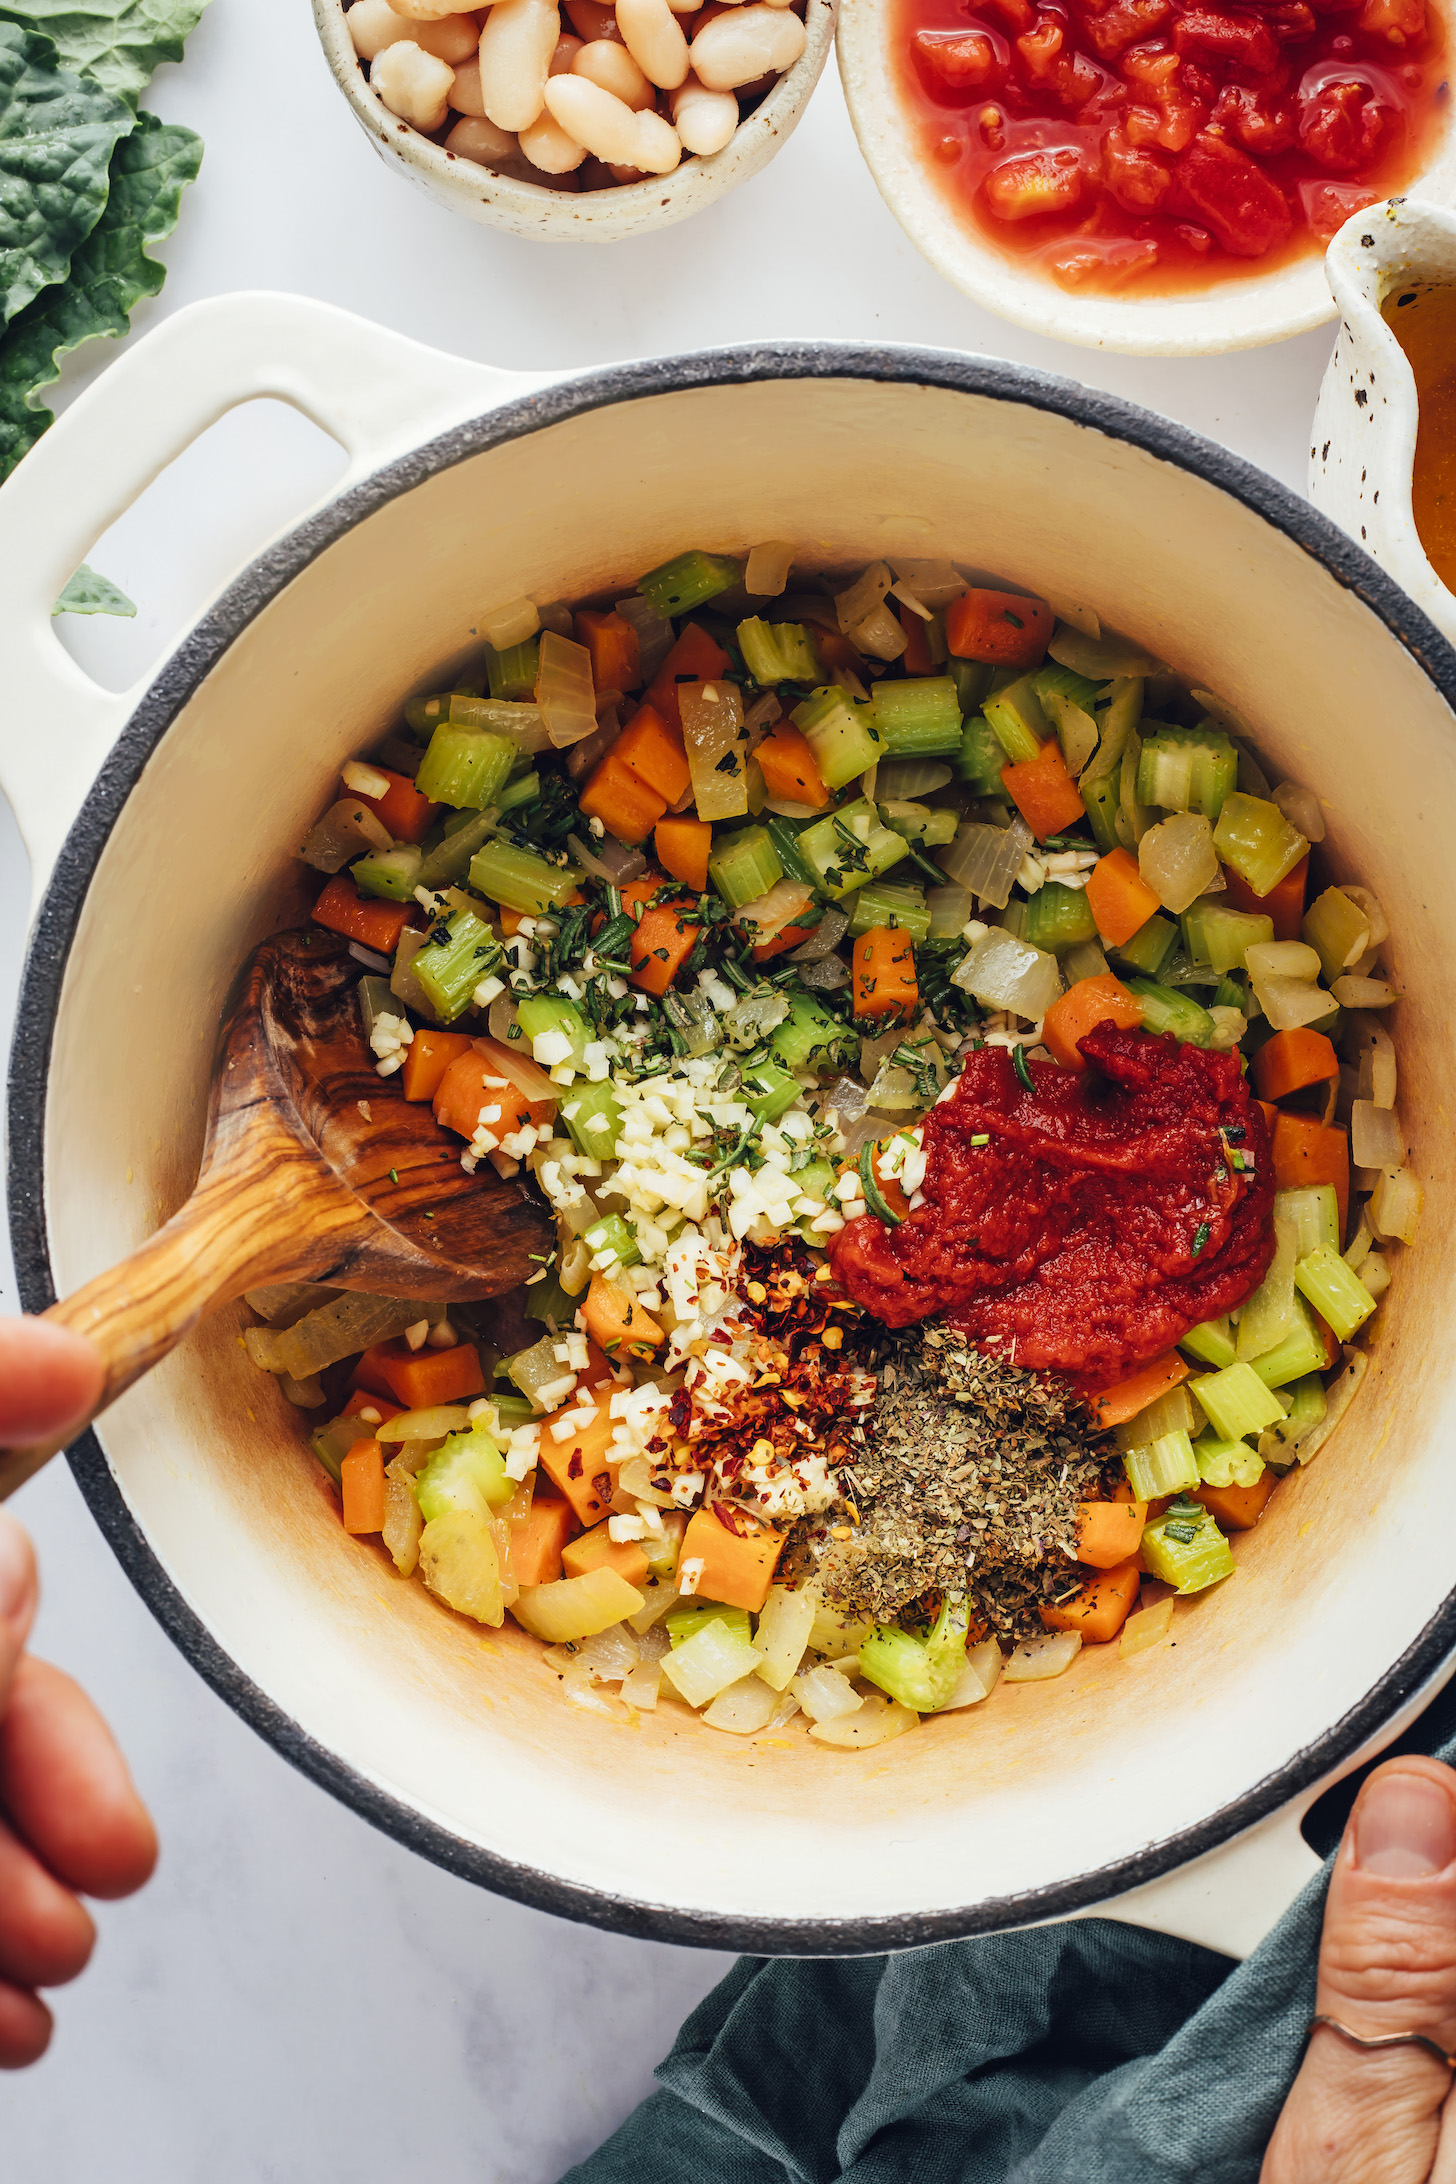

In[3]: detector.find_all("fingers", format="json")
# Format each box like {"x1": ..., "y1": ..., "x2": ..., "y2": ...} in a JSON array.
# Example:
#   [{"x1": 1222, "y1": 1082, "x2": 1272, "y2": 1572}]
[
  {"x1": 0, "y1": 1319, "x2": 103, "y2": 1446},
  {"x1": 0, "y1": 1811, "x2": 94, "y2": 1991},
  {"x1": 1263, "y1": 1756, "x2": 1456, "y2": 2184},
  {"x1": 0, "y1": 1658, "x2": 157, "y2": 1899},
  {"x1": 0, "y1": 1514, "x2": 37, "y2": 1714},
  {"x1": 0, "y1": 1980, "x2": 52, "y2": 2071}
]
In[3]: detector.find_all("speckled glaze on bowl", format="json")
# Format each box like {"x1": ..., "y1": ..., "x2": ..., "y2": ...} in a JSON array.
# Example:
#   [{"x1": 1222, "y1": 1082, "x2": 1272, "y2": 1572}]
[
  {"x1": 836, "y1": 0, "x2": 1456, "y2": 355},
  {"x1": 1310, "y1": 197, "x2": 1456, "y2": 648},
  {"x1": 312, "y1": 0, "x2": 835, "y2": 241}
]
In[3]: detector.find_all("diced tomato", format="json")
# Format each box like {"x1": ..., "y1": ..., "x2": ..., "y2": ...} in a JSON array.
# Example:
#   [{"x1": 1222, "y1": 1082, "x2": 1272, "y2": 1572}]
[{"x1": 1173, "y1": 135, "x2": 1293, "y2": 257}]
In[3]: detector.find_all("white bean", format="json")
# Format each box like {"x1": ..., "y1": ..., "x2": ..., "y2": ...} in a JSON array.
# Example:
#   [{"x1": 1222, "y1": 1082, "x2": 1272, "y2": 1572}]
[
  {"x1": 519, "y1": 108, "x2": 588, "y2": 168},
  {"x1": 372, "y1": 40, "x2": 456, "y2": 127},
  {"x1": 542, "y1": 73, "x2": 682, "y2": 169},
  {"x1": 670, "y1": 72, "x2": 737, "y2": 152},
  {"x1": 615, "y1": 0, "x2": 689, "y2": 90},
  {"x1": 572, "y1": 37, "x2": 654, "y2": 107},
  {"x1": 412, "y1": 12, "x2": 485, "y2": 61},
  {"x1": 479, "y1": 0, "x2": 561, "y2": 131},
  {"x1": 348, "y1": 0, "x2": 411, "y2": 60},
  {"x1": 450, "y1": 57, "x2": 487, "y2": 111},
  {"x1": 391, "y1": 0, "x2": 478, "y2": 17},
  {"x1": 550, "y1": 30, "x2": 585, "y2": 70},
  {"x1": 688, "y1": 2, "x2": 804, "y2": 89},
  {"x1": 444, "y1": 113, "x2": 521, "y2": 160}
]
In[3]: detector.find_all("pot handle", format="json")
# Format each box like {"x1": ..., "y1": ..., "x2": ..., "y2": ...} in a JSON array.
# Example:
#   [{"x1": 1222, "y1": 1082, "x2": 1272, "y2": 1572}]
[{"x1": 0, "y1": 290, "x2": 548, "y2": 919}]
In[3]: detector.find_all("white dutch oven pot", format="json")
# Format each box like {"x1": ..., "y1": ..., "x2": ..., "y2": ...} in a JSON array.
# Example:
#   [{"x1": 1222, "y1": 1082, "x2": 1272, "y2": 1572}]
[{"x1": 4, "y1": 295, "x2": 1455, "y2": 1959}]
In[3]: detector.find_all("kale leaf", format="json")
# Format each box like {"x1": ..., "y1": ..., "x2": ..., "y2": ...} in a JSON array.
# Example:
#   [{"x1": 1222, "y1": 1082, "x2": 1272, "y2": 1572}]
[{"x1": 0, "y1": 0, "x2": 211, "y2": 107}]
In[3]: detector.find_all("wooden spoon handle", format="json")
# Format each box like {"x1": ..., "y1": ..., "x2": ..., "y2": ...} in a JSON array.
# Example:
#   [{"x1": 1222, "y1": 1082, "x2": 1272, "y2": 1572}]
[{"x1": 0, "y1": 1163, "x2": 326, "y2": 1500}]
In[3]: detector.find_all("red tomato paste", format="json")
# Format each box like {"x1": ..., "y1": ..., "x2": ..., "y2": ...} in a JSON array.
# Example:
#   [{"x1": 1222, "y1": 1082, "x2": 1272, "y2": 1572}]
[
  {"x1": 831, "y1": 1023, "x2": 1274, "y2": 1391},
  {"x1": 895, "y1": 0, "x2": 1446, "y2": 294}
]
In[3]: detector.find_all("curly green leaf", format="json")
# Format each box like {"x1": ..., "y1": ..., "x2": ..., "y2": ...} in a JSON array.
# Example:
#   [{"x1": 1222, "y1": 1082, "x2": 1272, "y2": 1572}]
[
  {"x1": 53, "y1": 560, "x2": 132, "y2": 613},
  {"x1": 0, "y1": 20, "x2": 131, "y2": 330},
  {"x1": 0, "y1": 0, "x2": 212, "y2": 107}
]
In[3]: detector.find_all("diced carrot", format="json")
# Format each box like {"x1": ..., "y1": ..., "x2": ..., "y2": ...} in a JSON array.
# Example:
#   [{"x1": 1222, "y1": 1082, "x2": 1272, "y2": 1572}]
[
  {"x1": 351, "y1": 1345, "x2": 403, "y2": 1400},
  {"x1": 466, "y1": 1035, "x2": 558, "y2": 1125},
  {"x1": 612, "y1": 702, "x2": 691, "y2": 805},
  {"x1": 1092, "y1": 1350, "x2": 1190, "y2": 1429},
  {"x1": 341, "y1": 1440, "x2": 387, "y2": 1534},
  {"x1": 343, "y1": 1387, "x2": 402, "y2": 1423},
  {"x1": 853, "y1": 926, "x2": 919, "y2": 1023},
  {"x1": 578, "y1": 1338, "x2": 621, "y2": 1392},
  {"x1": 630, "y1": 896, "x2": 698, "y2": 996},
  {"x1": 645, "y1": 622, "x2": 730, "y2": 734},
  {"x1": 1084, "y1": 848, "x2": 1162, "y2": 949},
  {"x1": 433, "y1": 1052, "x2": 535, "y2": 1145},
  {"x1": 1271, "y1": 1112, "x2": 1349, "y2": 1239},
  {"x1": 536, "y1": 1398, "x2": 618, "y2": 1525},
  {"x1": 1000, "y1": 741, "x2": 1085, "y2": 842},
  {"x1": 1257, "y1": 1099, "x2": 1278, "y2": 1135},
  {"x1": 312, "y1": 875, "x2": 411, "y2": 956},
  {"x1": 1194, "y1": 1473, "x2": 1276, "y2": 1531},
  {"x1": 1251, "y1": 1028, "x2": 1339, "y2": 1104},
  {"x1": 574, "y1": 607, "x2": 641, "y2": 695},
  {"x1": 1077, "y1": 1499, "x2": 1148, "y2": 1569},
  {"x1": 561, "y1": 1519, "x2": 651, "y2": 1587},
  {"x1": 1040, "y1": 1557, "x2": 1140, "y2": 1642},
  {"x1": 506, "y1": 1493, "x2": 576, "y2": 1587},
  {"x1": 401, "y1": 1026, "x2": 475, "y2": 1104},
  {"x1": 578, "y1": 752, "x2": 668, "y2": 845},
  {"x1": 898, "y1": 601, "x2": 935, "y2": 675},
  {"x1": 351, "y1": 767, "x2": 439, "y2": 846},
  {"x1": 654, "y1": 814, "x2": 712, "y2": 893},
  {"x1": 1223, "y1": 853, "x2": 1309, "y2": 940},
  {"x1": 755, "y1": 724, "x2": 829, "y2": 809},
  {"x1": 582, "y1": 1271, "x2": 663, "y2": 1360},
  {"x1": 679, "y1": 1504, "x2": 786, "y2": 1613},
  {"x1": 359, "y1": 1339, "x2": 486, "y2": 1409},
  {"x1": 1042, "y1": 972, "x2": 1143, "y2": 1071},
  {"x1": 837, "y1": 1148, "x2": 912, "y2": 1223},
  {"x1": 946, "y1": 587, "x2": 1054, "y2": 669}
]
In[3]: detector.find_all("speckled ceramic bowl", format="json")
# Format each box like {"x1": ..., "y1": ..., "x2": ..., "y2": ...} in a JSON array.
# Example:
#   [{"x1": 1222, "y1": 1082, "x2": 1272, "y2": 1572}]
[{"x1": 312, "y1": 0, "x2": 835, "y2": 241}]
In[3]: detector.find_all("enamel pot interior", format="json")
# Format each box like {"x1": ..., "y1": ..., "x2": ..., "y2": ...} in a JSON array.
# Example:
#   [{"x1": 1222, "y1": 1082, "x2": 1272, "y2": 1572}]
[{"x1": 14, "y1": 356, "x2": 1456, "y2": 1950}]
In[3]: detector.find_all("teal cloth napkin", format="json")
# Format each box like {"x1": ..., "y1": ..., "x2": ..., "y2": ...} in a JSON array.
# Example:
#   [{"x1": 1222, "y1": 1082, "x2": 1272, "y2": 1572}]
[{"x1": 562, "y1": 1677, "x2": 1456, "y2": 2183}]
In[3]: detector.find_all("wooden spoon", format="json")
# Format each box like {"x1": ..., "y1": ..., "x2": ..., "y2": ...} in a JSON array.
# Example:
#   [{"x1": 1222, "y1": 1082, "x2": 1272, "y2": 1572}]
[{"x1": 0, "y1": 928, "x2": 552, "y2": 1497}]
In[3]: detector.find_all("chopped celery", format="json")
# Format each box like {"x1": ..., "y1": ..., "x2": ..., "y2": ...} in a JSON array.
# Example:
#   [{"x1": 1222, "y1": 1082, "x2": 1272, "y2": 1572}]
[
  {"x1": 792, "y1": 686, "x2": 883, "y2": 789},
  {"x1": 1303, "y1": 885, "x2": 1370, "y2": 983},
  {"x1": 468, "y1": 838, "x2": 582, "y2": 914},
  {"x1": 878, "y1": 800, "x2": 959, "y2": 848},
  {"x1": 523, "y1": 1271, "x2": 576, "y2": 1327},
  {"x1": 796, "y1": 799, "x2": 910, "y2": 901},
  {"x1": 709, "y1": 825, "x2": 784, "y2": 911},
  {"x1": 498, "y1": 770, "x2": 540, "y2": 815},
  {"x1": 859, "y1": 1597, "x2": 971, "y2": 1712},
  {"x1": 1141, "y1": 1499, "x2": 1235, "y2": 1594},
  {"x1": 585, "y1": 1212, "x2": 642, "y2": 1273},
  {"x1": 1180, "y1": 901, "x2": 1274, "y2": 975},
  {"x1": 1124, "y1": 977, "x2": 1216, "y2": 1046},
  {"x1": 1111, "y1": 914, "x2": 1177, "y2": 979},
  {"x1": 416, "y1": 1425, "x2": 512, "y2": 1522},
  {"x1": 1180, "y1": 1316, "x2": 1237, "y2": 1369},
  {"x1": 1135, "y1": 725, "x2": 1238, "y2": 820},
  {"x1": 516, "y1": 992, "x2": 590, "y2": 1069},
  {"x1": 847, "y1": 882, "x2": 930, "y2": 943},
  {"x1": 1191, "y1": 1361, "x2": 1288, "y2": 1438},
  {"x1": 771, "y1": 993, "x2": 855, "y2": 1074},
  {"x1": 1081, "y1": 763, "x2": 1121, "y2": 853},
  {"x1": 416, "y1": 724, "x2": 516, "y2": 810},
  {"x1": 667, "y1": 1600, "x2": 753, "y2": 1648},
  {"x1": 1123, "y1": 1430, "x2": 1200, "y2": 1500},
  {"x1": 434, "y1": 694, "x2": 551, "y2": 754},
  {"x1": 356, "y1": 975, "x2": 396, "y2": 1040},
  {"x1": 1113, "y1": 1384, "x2": 1197, "y2": 1453},
  {"x1": 1213, "y1": 973, "x2": 1247, "y2": 1013},
  {"x1": 792, "y1": 1156, "x2": 838, "y2": 1231},
  {"x1": 492, "y1": 1393, "x2": 537, "y2": 1427},
  {"x1": 871, "y1": 676, "x2": 964, "y2": 757},
  {"x1": 487, "y1": 637, "x2": 540, "y2": 703},
  {"x1": 764, "y1": 815, "x2": 817, "y2": 887},
  {"x1": 559, "y1": 1079, "x2": 623, "y2": 1157},
  {"x1": 413, "y1": 904, "x2": 505, "y2": 1024},
  {"x1": 1212, "y1": 792, "x2": 1308, "y2": 897},
  {"x1": 953, "y1": 713, "x2": 1008, "y2": 792},
  {"x1": 1274, "y1": 1185, "x2": 1340, "y2": 1258},
  {"x1": 405, "y1": 690, "x2": 465, "y2": 735},
  {"x1": 637, "y1": 551, "x2": 741, "y2": 620},
  {"x1": 983, "y1": 672, "x2": 1048, "y2": 763},
  {"x1": 417, "y1": 808, "x2": 498, "y2": 891},
  {"x1": 737, "y1": 618, "x2": 822, "y2": 687},
  {"x1": 1235, "y1": 1216, "x2": 1299, "y2": 1362},
  {"x1": 1294, "y1": 1245, "x2": 1376, "y2": 1341},
  {"x1": 741, "y1": 1058, "x2": 803, "y2": 1123},
  {"x1": 1262, "y1": 1372, "x2": 1327, "y2": 1465},
  {"x1": 1024, "y1": 881, "x2": 1098, "y2": 955},
  {"x1": 352, "y1": 844, "x2": 424, "y2": 902},
  {"x1": 1194, "y1": 1433, "x2": 1265, "y2": 1489},
  {"x1": 1247, "y1": 1297, "x2": 1329, "y2": 1389},
  {"x1": 310, "y1": 1415, "x2": 359, "y2": 1487},
  {"x1": 1080, "y1": 678, "x2": 1142, "y2": 851},
  {"x1": 948, "y1": 658, "x2": 993, "y2": 713},
  {"x1": 1034, "y1": 661, "x2": 1103, "y2": 711}
]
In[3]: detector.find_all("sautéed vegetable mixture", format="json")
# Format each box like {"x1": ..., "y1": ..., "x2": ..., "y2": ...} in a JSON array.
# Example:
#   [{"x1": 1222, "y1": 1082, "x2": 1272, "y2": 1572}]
[{"x1": 243, "y1": 543, "x2": 1419, "y2": 1749}]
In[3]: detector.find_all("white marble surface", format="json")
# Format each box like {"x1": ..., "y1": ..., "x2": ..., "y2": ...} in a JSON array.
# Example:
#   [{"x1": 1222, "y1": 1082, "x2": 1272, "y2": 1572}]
[{"x1": 0, "y1": 0, "x2": 1339, "y2": 2172}]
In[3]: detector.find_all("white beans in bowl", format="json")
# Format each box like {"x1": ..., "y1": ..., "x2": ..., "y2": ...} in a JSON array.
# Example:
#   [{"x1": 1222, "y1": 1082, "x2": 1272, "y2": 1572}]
[{"x1": 341, "y1": 0, "x2": 824, "y2": 207}]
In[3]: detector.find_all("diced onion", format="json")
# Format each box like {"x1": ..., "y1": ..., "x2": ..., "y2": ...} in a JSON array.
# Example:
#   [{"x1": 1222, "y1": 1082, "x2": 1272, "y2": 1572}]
[
  {"x1": 1333, "y1": 975, "x2": 1398, "y2": 1008},
  {"x1": 620, "y1": 1661, "x2": 662, "y2": 1711},
  {"x1": 419, "y1": 1511, "x2": 505, "y2": 1626},
  {"x1": 790, "y1": 904, "x2": 850, "y2": 962},
  {"x1": 1137, "y1": 811, "x2": 1218, "y2": 915},
  {"x1": 952, "y1": 928, "x2": 1061, "y2": 1019},
  {"x1": 567, "y1": 830, "x2": 647, "y2": 885},
  {"x1": 876, "y1": 760, "x2": 952, "y2": 799},
  {"x1": 888, "y1": 557, "x2": 967, "y2": 609},
  {"x1": 536, "y1": 631, "x2": 597, "y2": 747},
  {"x1": 800, "y1": 954, "x2": 852, "y2": 993},
  {"x1": 823, "y1": 1073, "x2": 870, "y2": 1128},
  {"x1": 660, "y1": 1619, "x2": 765, "y2": 1707},
  {"x1": 377, "y1": 1405, "x2": 473, "y2": 1443},
  {"x1": 733, "y1": 879, "x2": 814, "y2": 948},
  {"x1": 1352, "y1": 1019, "x2": 1397, "y2": 1108},
  {"x1": 850, "y1": 601, "x2": 909, "y2": 662},
  {"x1": 382, "y1": 1478, "x2": 422, "y2": 1577},
  {"x1": 1249, "y1": 976, "x2": 1333, "y2": 1033},
  {"x1": 1272, "y1": 782, "x2": 1325, "y2": 843},
  {"x1": 752, "y1": 1585, "x2": 817, "y2": 1691},
  {"x1": 809, "y1": 1694, "x2": 918, "y2": 1747},
  {"x1": 938, "y1": 815, "x2": 1034, "y2": 910},
  {"x1": 1370, "y1": 1163, "x2": 1422, "y2": 1243},
  {"x1": 835, "y1": 561, "x2": 893, "y2": 634},
  {"x1": 927, "y1": 884, "x2": 974, "y2": 940},
  {"x1": 1119, "y1": 1599, "x2": 1175, "y2": 1658},
  {"x1": 702, "y1": 1675, "x2": 779, "y2": 1734},
  {"x1": 1062, "y1": 938, "x2": 1111, "y2": 983},
  {"x1": 480, "y1": 597, "x2": 540, "y2": 649},
  {"x1": 791, "y1": 1662, "x2": 864, "y2": 1720},
  {"x1": 488, "y1": 992, "x2": 518, "y2": 1044},
  {"x1": 1189, "y1": 687, "x2": 1253, "y2": 739},
  {"x1": 545, "y1": 1620, "x2": 641, "y2": 1682},
  {"x1": 1048, "y1": 625, "x2": 1158, "y2": 678},
  {"x1": 1360, "y1": 1252, "x2": 1391, "y2": 1299},
  {"x1": 1294, "y1": 1348, "x2": 1368, "y2": 1466},
  {"x1": 513, "y1": 1567, "x2": 645, "y2": 1643},
  {"x1": 1002, "y1": 1630, "x2": 1082, "y2": 1682},
  {"x1": 1342, "y1": 884, "x2": 1389, "y2": 948},
  {"x1": 1246, "y1": 941, "x2": 1322, "y2": 981},
  {"x1": 1351, "y1": 1099, "x2": 1405, "y2": 1171},
  {"x1": 745, "y1": 541, "x2": 795, "y2": 597},
  {"x1": 1043, "y1": 595, "x2": 1100, "y2": 638},
  {"x1": 301, "y1": 797, "x2": 393, "y2": 873},
  {"x1": 723, "y1": 988, "x2": 792, "y2": 1049}
]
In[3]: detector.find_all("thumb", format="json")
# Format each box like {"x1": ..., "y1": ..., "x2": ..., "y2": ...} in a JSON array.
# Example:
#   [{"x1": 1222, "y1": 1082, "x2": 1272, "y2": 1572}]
[
  {"x1": 0, "y1": 1514, "x2": 38, "y2": 1714},
  {"x1": 1263, "y1": 1757, "x2": 1456, "y2": 2184}
]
